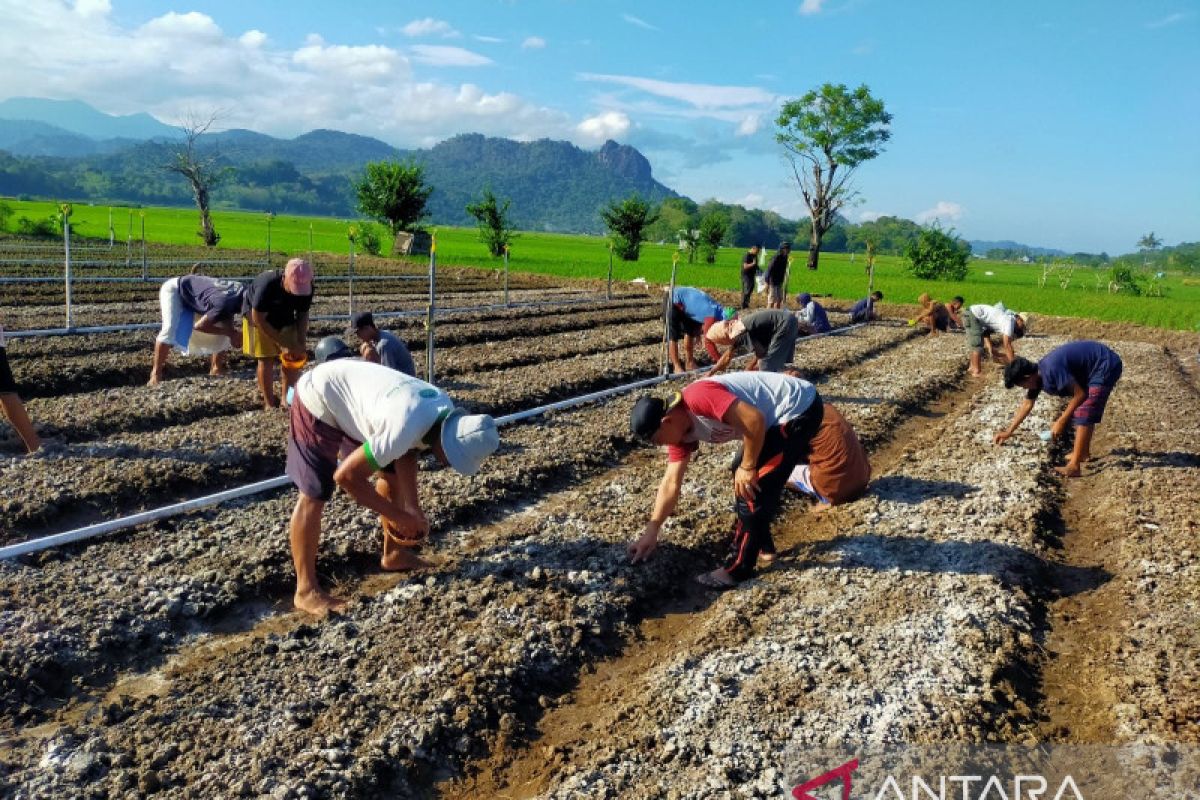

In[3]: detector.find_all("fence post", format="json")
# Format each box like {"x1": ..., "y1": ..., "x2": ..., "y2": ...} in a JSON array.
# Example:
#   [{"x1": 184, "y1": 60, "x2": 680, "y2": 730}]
[
  {"x1": 607, "y1": 243, "x2": 614, "y2": 301},
  {"x1": 126, "y1": 210, "x2": 132, "y2": 269},
  {"x1": 108, "y1": 207, "x2": 114, "y2": 248},
  {"x1": 662, "y1": 251, "x2": 679, "y2": 376},
  {"x1": 348, "y1": 238, "x2": 356, "y2": 318},
  {"x1": 426, "y1": 233, "x2": 437, "y2": 383},
  {"x1": 140, "y1": 212, "x2": 147, "y2": 281},
  {"x1": 503, "y1": 244, "x2": 509, "y2": 306},
  {"x1": 62, "y1": 204, "x2": 73, "y2": 329}
]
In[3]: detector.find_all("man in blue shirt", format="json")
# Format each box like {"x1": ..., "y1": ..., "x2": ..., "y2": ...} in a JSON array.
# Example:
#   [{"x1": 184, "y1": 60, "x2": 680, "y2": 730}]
[
  {"x1": 794, "y1": 292, "x2": 831, "y2": 334},
  {"x1": 849, "y1": 291, "x2": 883, "y2": 323},
  {"x1": 668, "y1": 287, "x2": 729, "y2": 372},
  {"x1": 994, "y1": 340, "x2": 1123, "y2": 477},
  {"x1": 351, "y1": 311, "x2": 416, "y2": 377}
]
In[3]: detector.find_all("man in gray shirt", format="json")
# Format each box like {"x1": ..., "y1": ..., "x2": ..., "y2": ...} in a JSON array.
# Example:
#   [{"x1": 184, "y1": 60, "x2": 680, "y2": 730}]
[
  {"x1": 703, "y1": 309, "x2": 800, "y2": 375},
  {"x1": 351, "y1": 311, "x2": 416, "y2": 377}
]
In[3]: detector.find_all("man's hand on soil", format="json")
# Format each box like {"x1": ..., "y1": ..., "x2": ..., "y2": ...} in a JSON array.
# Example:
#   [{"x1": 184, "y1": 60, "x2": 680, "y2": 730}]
[
  {"x1": 628, "y1": 532, "x2": 658, "y2": 564},
  {"x1": 993, "y1": 431, "x2": 1011, "y2": 445}
]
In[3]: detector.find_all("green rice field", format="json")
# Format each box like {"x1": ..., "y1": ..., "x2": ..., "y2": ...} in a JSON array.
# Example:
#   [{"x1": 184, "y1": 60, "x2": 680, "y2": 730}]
[{"x1": 4, "y1": 197, "x2": 1198, "y2": 330}]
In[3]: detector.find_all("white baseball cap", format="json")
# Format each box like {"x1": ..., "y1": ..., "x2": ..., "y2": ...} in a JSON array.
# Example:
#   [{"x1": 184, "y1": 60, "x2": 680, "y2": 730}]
[{"x1": 439, "y1": 409, "x2": 499, "y2": 476}]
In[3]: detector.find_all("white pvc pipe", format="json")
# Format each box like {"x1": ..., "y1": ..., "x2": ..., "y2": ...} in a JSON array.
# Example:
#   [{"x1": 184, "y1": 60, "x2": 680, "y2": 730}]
[
  {"x1": 5, "y1": 294, "x2": 615, "y2": 339},
  {"x1": 0, "y1": 322, "x2": 867, "y2": 559},
  {"x1": 0, "y1": 275, "x2": 426, "y2": 284}
]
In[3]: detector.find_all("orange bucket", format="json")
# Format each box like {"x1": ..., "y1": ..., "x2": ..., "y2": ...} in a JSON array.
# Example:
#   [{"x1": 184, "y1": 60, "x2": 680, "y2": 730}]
[{"x1": 279, "y1": 352, "x2": 308, "y2": 370}]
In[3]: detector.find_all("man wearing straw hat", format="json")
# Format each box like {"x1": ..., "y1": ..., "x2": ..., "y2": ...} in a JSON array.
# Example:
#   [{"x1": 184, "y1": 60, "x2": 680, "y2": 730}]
[
  {"x1": 287, "y1": 359, "x2": 500, "y2": 615},
  {"x1": 243, "y1": 258, "x2": 314, "y2": 410},
  {"x1": 704, "y1": 309, "x2": 800, "y2": 376}
]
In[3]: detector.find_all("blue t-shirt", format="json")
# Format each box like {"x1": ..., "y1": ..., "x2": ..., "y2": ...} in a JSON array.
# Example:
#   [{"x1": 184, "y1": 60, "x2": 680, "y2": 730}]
[
  {"x1": 849, "y1": 296, "x2": 873, "y2": 320},
  {"x1": 376, "y1": 330, "x2": 416, "y2": 377},
  {"x1": 178, "y1": 275, "x2": 245, "y2": 321},
  {"x1": 1033, "y1": 341, "x2": 1123, "y2": 398},
  {"x1": 672, "y1": 287, "x2": 724, "y2": 324},
  {"x1": 801, "y1": 300, "x2": 831, "y2": 333}
]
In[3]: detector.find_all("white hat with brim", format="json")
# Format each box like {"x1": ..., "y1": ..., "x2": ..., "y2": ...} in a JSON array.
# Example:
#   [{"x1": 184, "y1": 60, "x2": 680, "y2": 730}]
[{"x1": 440, "y1": 408, "x2": 499, "y2": 476}]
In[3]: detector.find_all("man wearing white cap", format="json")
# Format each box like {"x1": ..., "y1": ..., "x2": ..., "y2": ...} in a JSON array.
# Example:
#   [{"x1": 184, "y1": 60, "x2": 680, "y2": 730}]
[
  {"x1": 963, "y1": 302, "x2": 1028, "y2": 376},
  {"x1": 286, "y1": 359, "x2": 500, "y2": 615},
  {"x1": 243, "y1": 258, "x2": 314, "y2": 409},
  {"x1": 704, "y1": 309, "x2": 799, "y2": 376}
]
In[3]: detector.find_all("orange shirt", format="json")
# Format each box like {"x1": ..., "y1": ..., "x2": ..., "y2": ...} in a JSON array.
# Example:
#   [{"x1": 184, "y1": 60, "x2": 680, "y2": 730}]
[{"x1": 807, "y1": 403, "x2": 871, "y2": 504}]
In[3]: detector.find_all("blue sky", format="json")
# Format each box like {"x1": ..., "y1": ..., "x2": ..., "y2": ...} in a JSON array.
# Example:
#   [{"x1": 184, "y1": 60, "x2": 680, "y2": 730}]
[{"x1": 1, "y1": 0, "x2": 1197, "y2": 253}]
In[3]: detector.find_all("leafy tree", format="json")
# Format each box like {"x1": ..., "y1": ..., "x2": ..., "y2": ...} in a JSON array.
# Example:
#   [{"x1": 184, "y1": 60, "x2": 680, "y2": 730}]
[
  {"x1": 776, "y1": 83, "x2": 892, "y2": 271},
  {"x1": 1137, "y1": 232, "x2": 1163, "y2": 252},
  {"x1": 465, "y1": 188, "x2": 518, "y2": 257},
  {"x1": 698, "y1": 211, "x2": 728, "y2": 264},
  {"x1": 347, "y1": 222, "x2": 383, "y2": 256},
  {"x1": 678, "y1": 224, "x2": 701, "y2": 264},
  {"x1": 601, "y1": 194, "x2": 659, "y2": 261},
  {"x1": 647, "y1": 197, "x2": 698, "y2": 243},
  {"x1": 905, "y1": 223, "x2": 971, "y2": 281},
  {"x1": 164, "y1": 112, "x2": 231, "y2": 246},
  {"x1": 354, "y1": 160, "x2": 433, "y2": 235},
  {"x1": 1108, "y1": 262, "x2": 1143, "y2": 295}
]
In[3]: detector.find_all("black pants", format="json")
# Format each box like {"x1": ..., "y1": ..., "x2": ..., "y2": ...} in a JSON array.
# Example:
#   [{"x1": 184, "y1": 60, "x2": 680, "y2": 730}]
[
  {"x1": 724, "y1": 395, "x2": 824, "y2": 581},
  {"x1": 740, "y1": 270, "x2": 756, "y2": 309}
]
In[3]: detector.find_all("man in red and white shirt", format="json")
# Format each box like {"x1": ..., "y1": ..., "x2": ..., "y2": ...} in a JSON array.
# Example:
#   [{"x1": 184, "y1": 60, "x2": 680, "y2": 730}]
[{"x1": 628, "y1": 372, "x2": 824, "y2": 588}]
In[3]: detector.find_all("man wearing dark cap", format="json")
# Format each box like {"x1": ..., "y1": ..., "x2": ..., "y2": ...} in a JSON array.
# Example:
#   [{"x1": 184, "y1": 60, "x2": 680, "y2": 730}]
[
  {"x1": 628, "y1": 371, "x2": 824, "y2": 588},
  {"x1": 765, "y1": 242, "x2": 791, "y2": 309},
  {"x1": 993, "y1": 340, "x2": 1123, "y2": 477},
  {"x1": 849, "y1": 291, "x2": 883, "y2": 324},
  {"x1": 794, "y1": 292, "x2": 831, "y2": 335},
  {"x1": 351, "y1": 311, "x2": 416, "y2": 377}
]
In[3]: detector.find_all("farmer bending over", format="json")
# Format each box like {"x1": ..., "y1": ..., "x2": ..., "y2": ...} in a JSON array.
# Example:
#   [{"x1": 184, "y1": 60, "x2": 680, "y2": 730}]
[
  {"x1": 784, "y1": 402, "x2": 871, "y2": 513},
  {"x1": 351, "y1": 311, "x2": 415, "y2": 377},
  {"x1": 705, "y1": 309, "x2": 799, "y2": 376},
  {"x1": 794, "y1": 292, "x2": 831, "y2": 335},
  {"x1": 994, "y1": 340, "x2": 1122, "y2": 478},
  {"x1": 287, "y1": 360, "x2": 499, "y2": 615},
  {"x1": 667, "y1": 286, "x2": 730, "y2": 373},
  {"x1": 963, "y1": 302, "x2": 1028, "y2": 376},
  {"x1": 149, "y1": 273, "x2": 245, "y2": 385},
  {"x1": 628, "y1": 372, "x2": 824, "y2": 588},
  {"x1": 849, "y1": 291, "x2": 883, "y2": 323}
]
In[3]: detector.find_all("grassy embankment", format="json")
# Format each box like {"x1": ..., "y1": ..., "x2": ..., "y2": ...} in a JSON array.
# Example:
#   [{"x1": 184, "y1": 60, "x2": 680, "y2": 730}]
[{"x1": 3, "y1": 198, "x2": 1198, "y2": 330}]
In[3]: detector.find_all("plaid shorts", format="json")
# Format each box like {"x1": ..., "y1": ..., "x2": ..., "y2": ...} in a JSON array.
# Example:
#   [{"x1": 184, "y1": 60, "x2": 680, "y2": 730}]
[{"x1": 1073, "y1": 384, "x2": 1115, "y2": 426}]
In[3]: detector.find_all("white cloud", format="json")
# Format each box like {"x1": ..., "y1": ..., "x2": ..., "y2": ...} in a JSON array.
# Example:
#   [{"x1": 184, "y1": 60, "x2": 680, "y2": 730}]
[
  {"x1": 799, "y1": 0, "x2": 826, "y2": 15},
  {"x1": 622, "y1": 13, "x2": 658, "y2": 30},
  {"x1": 73, "y1": 0, "x2": 110, "y2": 17},
  {"x1": 402, "y1": 18, "x2": 461, "y2": 38},
  {"x1": 239, "y1": 29, "x2": 267, "y2": 48},
  {"x1": 1145, "y1": 12, "x2": 1189, "y2": 28},
  {"x1": 0, "y1": 1, "x2": 570, "y2": 146},
  {"x1": 736, "y1": 193, "x2": 765, "y2": 208},
  {"x1": 858, "y1": 210, "x2": 886, "y2": 222},
  {"x1": 915, "y1": 201, "x2": 964, "y2": 224},
  {"x1": 473, "y1": 35, "x2": 504, "y2": 43},
  {"x1": 521, "y1": 36, "x2": 546, "y2": 49},
  {"x1": 409, "y1": 44, "x2": 492, "y2": 67},
  {"x1": 735, "y1": 114, "x2": 760, "y2": 136},
  {"x1": 576, "y1": 111, "x2": 631, "y2": 143},
  {"x1": 578, "y1": 72, "x2": 774, "y2": 110}
]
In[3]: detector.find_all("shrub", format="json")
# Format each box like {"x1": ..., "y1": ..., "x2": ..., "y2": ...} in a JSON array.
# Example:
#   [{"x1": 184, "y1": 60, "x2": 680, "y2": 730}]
[
  {"x1": 15, "y1": 215, "x2": 56, "y2": 237},
  {"x1": 905, "y1": 223, "x2": 970, "y2": 281}
]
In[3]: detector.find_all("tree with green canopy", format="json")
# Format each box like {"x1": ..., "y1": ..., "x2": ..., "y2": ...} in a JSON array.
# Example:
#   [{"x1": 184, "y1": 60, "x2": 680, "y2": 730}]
[
  {"x1": 601, "y1": 194, "x2": 659, "y2": 261},
  {"x1": 466, "y1": 188, "x2": 518, "y2": 257},
  {"x1": 354, "y1": 160, "x2": 433, "y2": 235},
  {"x1": 776, "y1": 83, "x2": 892, "y2": 271}
]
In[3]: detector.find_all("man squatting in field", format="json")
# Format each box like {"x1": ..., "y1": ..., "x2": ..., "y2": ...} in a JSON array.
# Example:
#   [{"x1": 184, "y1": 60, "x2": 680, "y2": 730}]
[
  {"x1": 962, "y1": 302, "x2": 1028, "y2": 376},
  {"x1": 628, "y1": 371, "x2": 870, "y2": 588},
  {"x1": 794, "y1": 292, "x2": 832, "y2": 335},
  {"x1": 994, "y1": 340, "x2": 1123, "y2": 478},
  {"x1": 351, "y1": 311, "x2": 416, "y2": 377},
  {"x1": 243, "y1": 258, "x2": 314, "y2": 410},
  {"x1": 287, "y1": 359, "x2": 499, "y2": 615},
  {"x1": 667, "y1": 286, "x2": 731, "y2": 373},
  {"x1": 148, "y1": 272, "x2": 245, "y2": 385},
  {"x1": 704, "y1": 309, "x2": 800, "y2": 376}
]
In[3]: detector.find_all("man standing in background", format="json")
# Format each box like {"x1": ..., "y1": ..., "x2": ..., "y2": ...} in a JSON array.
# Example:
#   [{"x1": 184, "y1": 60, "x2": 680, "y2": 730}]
[
  {"x1": 243, "y1": 258, "x2": 314, "y2": 410},
  {"x1": 765, "y1": 242, "x2": 791, "y2": 309},
  {"x1": 740, "y1": 244, "x2": 760, "y2": 309}
]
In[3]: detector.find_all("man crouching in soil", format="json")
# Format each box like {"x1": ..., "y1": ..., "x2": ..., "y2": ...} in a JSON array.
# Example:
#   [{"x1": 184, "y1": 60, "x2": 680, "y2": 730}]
[
  {"x1": 627, "y1": 372, "x2": 827, "y2": 589},
  {"x1": 993, "y1": 340, "x2": 1122, "y2": 478},
  {"x1": 288, "y1": 359, "x2": 499, "y2": 615}
]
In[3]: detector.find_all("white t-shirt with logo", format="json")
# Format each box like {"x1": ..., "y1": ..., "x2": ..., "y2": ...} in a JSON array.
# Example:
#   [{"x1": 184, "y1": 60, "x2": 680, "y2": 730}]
[
  {"x1": 969, "y1": 303, "x2": 1016, "y2": 338},
  {"x1": 296, "y1": 360, "x2": 454, "y2": 469}
]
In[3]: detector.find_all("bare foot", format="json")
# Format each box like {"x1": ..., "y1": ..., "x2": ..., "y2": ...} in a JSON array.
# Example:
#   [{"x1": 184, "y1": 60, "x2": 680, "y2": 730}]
[
  {"x1": 758, "y1": 552, "x2": 777, "y2": 566},
  {"x1": 147, "y1": 375, "x2": 161, "y2": 386},
  {"x1": 1054, "y1": 463, "x2": 1083, "y2": 478},
  {"x1": 968, "y1": 369, "x2": 983, "y2": 378},
  {"x1": 209, "y1": 368, "x2": 228, "y2": 377},
  {"x1": 695, "y1": 568, "x2": 737, "y2": 589},
  {"x1": 381, "y1": 548, "x2": 432, "y2": 572},
  {"x1": 294, "y1": 588, "x2": 348, "y2": 616}
]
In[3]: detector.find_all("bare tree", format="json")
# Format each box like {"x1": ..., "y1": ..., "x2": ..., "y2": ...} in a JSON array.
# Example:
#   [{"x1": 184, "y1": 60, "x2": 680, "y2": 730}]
[{"x1": 165, "y1": 111, "x2": 229, "y2": 247}]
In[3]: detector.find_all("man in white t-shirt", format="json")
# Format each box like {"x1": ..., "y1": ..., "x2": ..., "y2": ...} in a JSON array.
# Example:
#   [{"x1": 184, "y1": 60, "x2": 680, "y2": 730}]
[
  {"x1": 287, "y1": 359, "x2": 500, "y2": 615},
  {"x1": 963, "y1": 302, "x2": 1028, "y2": 376}
]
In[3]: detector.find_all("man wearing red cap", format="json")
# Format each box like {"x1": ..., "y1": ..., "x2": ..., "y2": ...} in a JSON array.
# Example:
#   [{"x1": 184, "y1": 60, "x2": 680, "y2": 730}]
[{"x1": 242, "y1": 258, "x2": 314, "y2": 409}]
